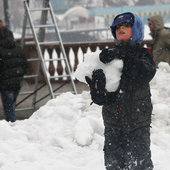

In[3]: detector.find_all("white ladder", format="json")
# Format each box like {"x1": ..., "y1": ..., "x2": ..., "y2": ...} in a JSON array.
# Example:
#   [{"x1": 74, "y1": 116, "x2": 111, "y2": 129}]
[{"x1": 18, "y1": 0, "x2": 77, "y2": 111}]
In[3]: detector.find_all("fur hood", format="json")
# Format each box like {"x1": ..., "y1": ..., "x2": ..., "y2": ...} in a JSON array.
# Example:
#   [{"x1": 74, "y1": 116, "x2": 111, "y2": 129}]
[{"x1": 148, "y1": 15, "x2": 164, "y2": 31}]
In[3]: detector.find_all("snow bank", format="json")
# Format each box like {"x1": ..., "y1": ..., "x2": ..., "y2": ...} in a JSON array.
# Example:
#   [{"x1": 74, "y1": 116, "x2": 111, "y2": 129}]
[{"x1": 0, "y1": 62, "x2": 170, "y2": 169}]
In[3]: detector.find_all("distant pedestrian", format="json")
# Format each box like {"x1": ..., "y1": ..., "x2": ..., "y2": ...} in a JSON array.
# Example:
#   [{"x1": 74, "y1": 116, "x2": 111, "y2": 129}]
[
  {"x1": 148, "y1": 15, "x2": 170, "y2": 66},
  {"x1": 0, "y1": 26, "x2": 27, "y2": 122},
  {"x1": 86, "y1": 12, "x2": 156, "y2": 170}
]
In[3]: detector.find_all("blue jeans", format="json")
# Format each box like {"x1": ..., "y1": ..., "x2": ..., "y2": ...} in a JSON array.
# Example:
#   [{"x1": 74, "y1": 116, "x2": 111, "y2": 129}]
[{"x1": 1, "y1": 90, "x2": 19, "y2": 122}]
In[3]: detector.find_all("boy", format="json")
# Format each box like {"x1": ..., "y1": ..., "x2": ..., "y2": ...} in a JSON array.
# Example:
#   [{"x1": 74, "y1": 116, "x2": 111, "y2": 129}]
[{"x1": 85, "y1": 12, "x2": 156, "y2": 170}]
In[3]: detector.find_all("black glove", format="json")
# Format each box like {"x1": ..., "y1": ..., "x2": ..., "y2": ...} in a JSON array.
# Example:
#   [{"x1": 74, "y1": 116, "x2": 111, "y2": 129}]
[
  {"x1": 91, "y1": 69, "x2": 106, "y2": 91},
  {"x1": 99, "y1": 48, "x2": 120, "y2": 64},
  {"x1": 86, "y1": 69, "x2": 120, "y2": 105},
  {"x1": 90, "y1": 69, "x2": 107, "y2": 105}
]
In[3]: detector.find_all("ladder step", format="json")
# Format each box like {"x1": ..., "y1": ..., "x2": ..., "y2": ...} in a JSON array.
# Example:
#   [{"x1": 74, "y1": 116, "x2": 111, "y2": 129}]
[
  {"x1": 25, "y1": 41, "x2": 36, "y2": 45},
  {"x1": 44, "y1": 58, "x2": 65, "y2": 62},
  {"x1": 49, "y1": 75, "x2": 70, "y2": 79},
  {"x1": 27, "y1": 58, "x2": 40, "y2": 62},
  {"x1": 15, "y1": 107, "x2": 34, "y2": 111},
  {"x1": 25, "y1": 41, "x2": 60, "y2": 45},
  {"x1": 24, "y1": 75, "x2": 39, "y2": 79},
  {"x1": 39, "y1": 41, "x2": 60, "y2": 45},
  {"x1": 34, "y1": 24, "x2": 55, "y2": 28},
  {"x1": 26, "y1": 24, "x2": 55, "y2": 29},
  {"x1": 53, "y1": 91, "x2": 75, "y2": 96},
  {"x1": 29, "y1": 8, "x2": 50, "y2": 11},
  {"x1": 53, "y1": 92, "x2": 63, "y2": 96},
  {"x1": 19, "y1": 91, "x2": 34, "y2": 95}
]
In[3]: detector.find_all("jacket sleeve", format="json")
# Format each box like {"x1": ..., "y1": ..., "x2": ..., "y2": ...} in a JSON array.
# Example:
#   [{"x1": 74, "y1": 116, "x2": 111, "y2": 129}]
[
  {"x1": 137, "y1": 48, "x2": 156, "y2": 83},
  {"x1": 122, "y1": 48, "x2": 156, "y2": 84}
]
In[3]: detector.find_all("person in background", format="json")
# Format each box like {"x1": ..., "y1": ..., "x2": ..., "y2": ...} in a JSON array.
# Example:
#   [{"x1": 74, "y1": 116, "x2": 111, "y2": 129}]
[
  {"x1": 148, "y1": 15, "x2": 170, "y2": 66},
  {"x1": 85, "y1": 12, "x2": 156, "y2": 170},
  {"x1": 0, "y1": 26, "x2": 27, "y2": 122}
]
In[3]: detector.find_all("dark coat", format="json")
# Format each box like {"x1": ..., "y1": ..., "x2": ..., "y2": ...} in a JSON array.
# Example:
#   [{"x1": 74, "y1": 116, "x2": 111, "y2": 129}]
[
  {"x1": 0, "y1": 38, "x2": 27, "y2": 90},
  {"x1": 148, "y1": 15, "x2": 170, "y2": 65},
  {"x1": 100, "y1": 42, "x2": 156, "y2": 129}
]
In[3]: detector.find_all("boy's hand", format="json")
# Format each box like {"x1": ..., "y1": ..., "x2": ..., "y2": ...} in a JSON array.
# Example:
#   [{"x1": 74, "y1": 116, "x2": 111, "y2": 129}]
[
  {"x1": 99, "y1": 48, "x2": 118, "y2": 64},
  {"x1": 92, "y1": 69, "x2": 106, "y2": 91},
  {"x1": 90, "y1": 69, "x2": 107, "y2": 105},
  {"x1": 86, "y1": 69, "x2": 120, "y2": 105}
]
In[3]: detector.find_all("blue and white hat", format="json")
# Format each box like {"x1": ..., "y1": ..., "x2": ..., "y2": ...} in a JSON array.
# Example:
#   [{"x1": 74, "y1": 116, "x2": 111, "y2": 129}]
[
  {"x1": 110, "y1": 12, "x2": 144, "y2": 42},
  {"x1": 110, "y1": 12, "x2": 134, "y2": 39}
]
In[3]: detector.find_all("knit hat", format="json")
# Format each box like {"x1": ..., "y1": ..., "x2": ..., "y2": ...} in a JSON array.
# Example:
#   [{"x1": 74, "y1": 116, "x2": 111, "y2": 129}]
[{"x1": 110, "y1": 12, "x2": 134, "y2": 39}]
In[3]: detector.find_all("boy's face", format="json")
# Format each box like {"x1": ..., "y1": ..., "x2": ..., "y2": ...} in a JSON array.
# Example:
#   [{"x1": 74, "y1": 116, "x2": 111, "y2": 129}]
[{"x1": 115, "y1": 23, "x2": 132, "y2": 42}]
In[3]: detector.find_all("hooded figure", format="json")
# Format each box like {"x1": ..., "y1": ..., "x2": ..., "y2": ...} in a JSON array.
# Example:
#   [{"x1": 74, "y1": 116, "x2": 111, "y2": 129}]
[
  {"x1": 148, "y1": 15, "x2": 170, "y2": 66},
  {"x1": 0, "y1": 26, "x2": 27, "y2": 122},
  {"x1": 110, "y1": 12, "x2": 144, "y2": 43},
  {"x1": 86, "y1": 12, "x2": 156, "y2": 170}
]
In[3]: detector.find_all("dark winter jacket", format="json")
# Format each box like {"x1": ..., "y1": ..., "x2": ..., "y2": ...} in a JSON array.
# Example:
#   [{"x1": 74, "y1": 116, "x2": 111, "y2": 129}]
[
  {"x1": 148, "y1": 15, "x2": 170, "y2": 65},
  {"x1": 101, "y1": 42, "x2": 156, "y2": 129},
  {"x1": 0, "y1": 37, "x2": 27, "y2": 90},
  {"x1": 87, "y1": 13, "x2": 156, "y2": 130}
]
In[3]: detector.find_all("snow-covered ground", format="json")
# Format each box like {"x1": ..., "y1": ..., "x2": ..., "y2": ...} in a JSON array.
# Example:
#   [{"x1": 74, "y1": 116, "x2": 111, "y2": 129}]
[
  {"x1": 0, "y1": 62, "x2": 170, "y2": 170},
  {"x1": 1, "y1": 24, "x2": 170, "y2": 170}
]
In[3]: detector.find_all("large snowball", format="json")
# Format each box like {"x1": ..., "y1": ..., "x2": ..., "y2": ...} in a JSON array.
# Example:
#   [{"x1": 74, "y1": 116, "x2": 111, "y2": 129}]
[{"x1": 74, "y1": 49, "x2": 123, "y2": 92}]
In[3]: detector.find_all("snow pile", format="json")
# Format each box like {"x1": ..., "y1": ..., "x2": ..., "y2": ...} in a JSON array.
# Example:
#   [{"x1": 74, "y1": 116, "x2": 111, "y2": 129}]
[
  {"x1": 149, "y1": 62, "x2": 170, "y2": 169},
  {"x1": 74, "y1": 49, "x2": 123, "y2": 92},
  {"x1": 0, "y1": 92, "x2": 105, "y2": 170},
  {"x1": 0, "y1": 62, "x2": 170, "y2": 169}
]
